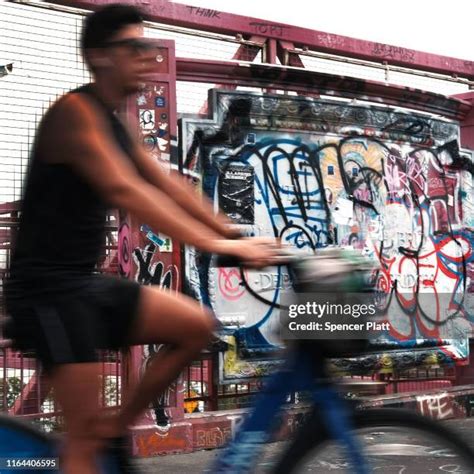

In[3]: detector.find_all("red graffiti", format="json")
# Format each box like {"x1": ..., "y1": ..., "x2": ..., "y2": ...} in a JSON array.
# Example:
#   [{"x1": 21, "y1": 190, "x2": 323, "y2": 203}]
[
  {"x1": 218, "y1": 268, "x2": 246, "y2": 301},
  {"x1": 195, "y1": 427, "x2": 231, "y2": 448}
]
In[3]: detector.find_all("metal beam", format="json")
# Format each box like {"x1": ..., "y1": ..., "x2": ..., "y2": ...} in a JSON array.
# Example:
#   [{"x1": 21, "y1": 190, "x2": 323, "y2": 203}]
[
  {"x1": 46, "y1": 0, "x2": 474, "y2": 79},
  {"x1": 10, "y1": 371, "x2": 51, "y2": 416},
  {"x1": 1, "y1": 355, "x2": 120, "y2": 374},
  {"x1": 198, "y1": 35, "x2": 264, "y2": 115},
  {"x1": 176, "y1": 58, "x2": 471, "y2": 120},
  {"x1": 277, "y1": 41, "x2": 305, "y2": 68},
  {"x1": 0, "y1": 201, "x2": 20, "y2": 214}
]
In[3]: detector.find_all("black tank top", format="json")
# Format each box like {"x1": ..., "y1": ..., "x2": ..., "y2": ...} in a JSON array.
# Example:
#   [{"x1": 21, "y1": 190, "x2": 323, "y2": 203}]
[{"x1": 6, "y1": 84, "x2": 134, "y2": 298}]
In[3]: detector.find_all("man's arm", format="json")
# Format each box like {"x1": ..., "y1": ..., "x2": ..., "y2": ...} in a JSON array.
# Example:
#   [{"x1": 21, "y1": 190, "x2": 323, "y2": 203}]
[
  {"x1": 43, "y1": 93, "x2": 235, "y2": 254},
  {"x1": 128, "y1": 139, "x2": 239, "y2": 239}
]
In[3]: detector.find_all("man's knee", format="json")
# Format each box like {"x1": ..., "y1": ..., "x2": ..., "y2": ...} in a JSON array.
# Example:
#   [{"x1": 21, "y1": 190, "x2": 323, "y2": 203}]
[
  {"x1": 65, "y1": 430, "x2": 102, "y2": 455},
  {"x1": 189, "y1": 308, "x2": 214, "y2": 347}
]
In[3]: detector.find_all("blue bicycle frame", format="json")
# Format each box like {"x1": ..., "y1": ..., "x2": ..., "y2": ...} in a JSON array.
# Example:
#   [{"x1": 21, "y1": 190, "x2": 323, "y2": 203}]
[{"x1": 211, "y1": 343, "x2": 370, "y2": 474}]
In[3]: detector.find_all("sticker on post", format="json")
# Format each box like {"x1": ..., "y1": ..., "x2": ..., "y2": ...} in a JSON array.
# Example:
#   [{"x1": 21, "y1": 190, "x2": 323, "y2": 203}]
[
  {"x1": 141, "y1": 225, "x2": 172, "y2": 252},
  {"x1": 155, "y1": 97, "x2": 166, "y2": 107},
  {"x1": 139, "y1": 109, "x2": 155, "y2": 130},
  {"x1": 333, "y1": 197, "x2": 354, "y2": 226}
]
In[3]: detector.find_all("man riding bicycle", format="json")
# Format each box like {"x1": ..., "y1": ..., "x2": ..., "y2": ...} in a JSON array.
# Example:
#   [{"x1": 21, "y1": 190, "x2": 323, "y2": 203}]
[{"x1": 4, "y1": 4, "x2": 278, "y2": 473}]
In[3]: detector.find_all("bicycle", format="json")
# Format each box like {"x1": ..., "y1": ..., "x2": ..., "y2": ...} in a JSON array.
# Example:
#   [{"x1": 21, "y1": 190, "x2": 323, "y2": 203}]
[
  {"x1": 1, "y1": 249, "x2": 474, "y2": 473},
  {"x1": 208, "y1": 339, "x2": 474, "y2": 473},
  {"x1": 209, "y1": 249, "x2": 474, "y2": 473}
]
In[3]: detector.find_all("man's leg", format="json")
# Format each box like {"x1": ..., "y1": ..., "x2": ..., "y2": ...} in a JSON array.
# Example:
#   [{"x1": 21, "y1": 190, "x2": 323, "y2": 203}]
[
  {"x1": 116, "y1": 285, "x2": 214, "y2": 431},
  {"x1": 48, "y1": 363, "x2": 103, "y2": 474}
]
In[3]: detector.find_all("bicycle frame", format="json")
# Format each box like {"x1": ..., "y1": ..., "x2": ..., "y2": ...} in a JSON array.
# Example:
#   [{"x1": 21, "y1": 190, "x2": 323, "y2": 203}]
[{"x1": 211, "y1": 343, "x2": 370, "y2": 474}]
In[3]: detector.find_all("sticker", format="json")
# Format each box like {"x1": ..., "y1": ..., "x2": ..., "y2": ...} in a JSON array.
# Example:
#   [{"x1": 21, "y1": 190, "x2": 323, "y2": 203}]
[
  {"x1": 159, "y1": 237, "x2": 172, "y2": 252},
  {"x1": 137, "y1": 95, "x2": 147, "y2": 106},
  {"x1": 246, "y1": 133, "x2": 256, "y2": 144},
  {"x1": 143, "y1": 135, "x2": 157, "y2": 151},
  {"x1": 154, "y1": 85, "x2": 165, "y2": 95},
  {"x1": 139, "y1": 109, "x2": 155, "y2": 130},
  {"x1": 154, "y1": 123, "x2": 169, "y2": 150},
  {"x1": 157, "y1": 137, "x2": 169, "y2": 151},
  {"x1": 155, "y1": 97, "x2": 166, "y2": 107},
  {"x1": 140, "y1": 225, "x2": 172, "y2": 252},
  {"x1": 141, "y1": 224, "x2": 164, "y2": 246},
  {"x1": 219, "y1": 164, "x2": 255, "y2": 224},
  {"x1": 332, "y1": 197, "x2": 354, "y2": 226}
]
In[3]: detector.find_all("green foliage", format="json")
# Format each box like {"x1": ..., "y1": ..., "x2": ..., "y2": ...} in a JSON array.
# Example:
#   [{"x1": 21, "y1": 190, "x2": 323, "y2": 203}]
[{"x1": 0, "y1": 376, "x2": 25, "y2": 411}]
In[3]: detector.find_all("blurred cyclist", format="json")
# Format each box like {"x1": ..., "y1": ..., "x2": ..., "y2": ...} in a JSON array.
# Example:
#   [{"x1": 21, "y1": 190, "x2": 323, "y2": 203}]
[{"x1": 4, "y1": 4, "x2": 278, "y2": 473}]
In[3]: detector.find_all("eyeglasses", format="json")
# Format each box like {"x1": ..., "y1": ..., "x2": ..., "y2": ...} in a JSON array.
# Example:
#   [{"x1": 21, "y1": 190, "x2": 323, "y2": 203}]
[{"x1": 104, "y1": 38, "x2": 156, "y2": 54}]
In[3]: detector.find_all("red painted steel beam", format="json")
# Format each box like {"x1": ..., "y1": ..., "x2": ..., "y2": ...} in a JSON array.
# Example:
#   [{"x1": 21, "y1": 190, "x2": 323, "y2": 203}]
[
  {"x1": 1, "y1": 356, "x2": 38, "y2": 371},
  {"x1": 10, "y1": 371, "x2": 51, "y2": 416},
  {"x1": 265, "y1": 38, "x2": 277, "y2": 65},
  {"x1": 176, "y1": 58, "x2": 471, "y2": 120},
  {"x1": 277, "y1": 41, "x2": 305, "y2": 68},
  {"x1": 0, "y1": 355, "x2": 120, "y2": 374},
  {"x1": 198, "y1": 36, "x2": 264, "y2": 114},
  {"x1": 454, "y1": 91, "x2": 474, "y2": 149},
  {"x1": 48, "y1": 0, "x2": 474, "y2": 79},
  {"x1": 0, "y1": 201, "x2": 20, "y2": 214},
  {"x1": 0, "y1": 229, "x2": 12, "y2": 247}
]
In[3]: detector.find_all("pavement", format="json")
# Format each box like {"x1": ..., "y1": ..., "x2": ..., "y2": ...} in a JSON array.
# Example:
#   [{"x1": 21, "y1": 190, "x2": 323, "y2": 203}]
[
  {"x1": 132, "y1": 417, "x2": 474, "y2": 473},
  {"x1": 133, "y1": 441, "x2": 283, "y2": 473}
]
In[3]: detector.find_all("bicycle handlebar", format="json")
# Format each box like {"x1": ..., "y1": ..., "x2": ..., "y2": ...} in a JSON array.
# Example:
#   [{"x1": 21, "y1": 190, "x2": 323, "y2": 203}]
[
  {"x1": 213, "y1": 250, "x2": 297, "y2": 269},
  {"x1": 213, "y1": 246, "x2": 377, "y2": 310}
]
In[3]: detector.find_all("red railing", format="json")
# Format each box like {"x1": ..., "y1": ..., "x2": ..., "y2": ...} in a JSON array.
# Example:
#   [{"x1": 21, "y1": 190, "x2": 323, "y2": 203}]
[{"x1": 0, "y1": 208, "x2": 124, "y2": 428}]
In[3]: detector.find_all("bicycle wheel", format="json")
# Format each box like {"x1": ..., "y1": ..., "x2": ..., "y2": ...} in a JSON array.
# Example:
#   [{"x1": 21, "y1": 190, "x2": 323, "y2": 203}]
[
  {"x1": 0, "y1": 414, "x2": 58, "y2": 472},
  {"x1": 272, "y1": 408, "x2": 474, "y2": 474},
  {"x1": 0, "y1": 414, "x2": 129, "y2": 473}
]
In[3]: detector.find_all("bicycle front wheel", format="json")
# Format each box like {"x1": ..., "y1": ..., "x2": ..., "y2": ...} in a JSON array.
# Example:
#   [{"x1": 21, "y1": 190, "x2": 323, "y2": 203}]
[{"x1": 273, "y1": 408, "x2": 474, "y2": 474}]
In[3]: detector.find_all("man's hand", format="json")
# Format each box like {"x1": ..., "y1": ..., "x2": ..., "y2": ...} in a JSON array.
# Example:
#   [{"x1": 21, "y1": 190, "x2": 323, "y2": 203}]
[
  {"x1": 221, "y1": 227, "x2": 244, "y2": 240},
  {"x1": 212, "y1": 237, "x2": 283, "y2": 269}
]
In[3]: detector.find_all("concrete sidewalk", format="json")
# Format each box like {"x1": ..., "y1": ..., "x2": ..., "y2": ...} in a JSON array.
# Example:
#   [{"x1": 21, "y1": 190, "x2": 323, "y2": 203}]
[
  {"x1": 132, "y1": 418, "x2": 474, "y2": 473},
  {"x1": 131, "y1": 384, "x2": 474, "y2": 457},
  {"x1": 133, "y1": 441, "x2": 285, "y2": 473}
]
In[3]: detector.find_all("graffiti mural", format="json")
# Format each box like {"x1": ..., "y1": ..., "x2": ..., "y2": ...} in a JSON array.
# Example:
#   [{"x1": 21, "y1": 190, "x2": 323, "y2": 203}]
[
  {"x1": 180, "y1": 90, "x2": 474, "y2": 382},
  {"x1": 132, "y1": 228, "x2": 179, "y2": 427}
]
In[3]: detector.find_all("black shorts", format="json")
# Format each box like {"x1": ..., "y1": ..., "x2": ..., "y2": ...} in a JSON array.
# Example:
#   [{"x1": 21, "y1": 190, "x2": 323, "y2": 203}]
[{"x1": 4, "y1": 275, "x2": 141, "y2": 373}]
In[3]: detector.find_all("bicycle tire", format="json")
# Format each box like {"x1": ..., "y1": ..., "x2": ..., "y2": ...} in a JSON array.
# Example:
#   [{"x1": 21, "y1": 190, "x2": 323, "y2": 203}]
[
  {"x1": 272, "y1": 407, "x2": 474, "y2": 473},
  {"x1": 0, "y1": 413, "x2": 58, "y2": 472},
  {"x1": 0, "y1": 414, "x2": 130, "y2": 473}
]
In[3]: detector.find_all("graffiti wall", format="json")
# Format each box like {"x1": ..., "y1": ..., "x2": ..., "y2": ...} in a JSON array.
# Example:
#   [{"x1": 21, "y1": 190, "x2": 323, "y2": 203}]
[{"x1": 180, "y1": 90, "x2": 474, "y2": 382}]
